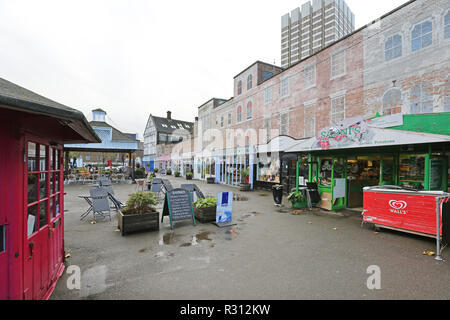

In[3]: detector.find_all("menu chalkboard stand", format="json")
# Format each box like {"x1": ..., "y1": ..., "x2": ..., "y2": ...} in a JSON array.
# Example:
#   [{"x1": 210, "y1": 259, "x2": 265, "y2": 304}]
[{"x1": 162, "y1": 188, "x2": 196, "y2": 230}]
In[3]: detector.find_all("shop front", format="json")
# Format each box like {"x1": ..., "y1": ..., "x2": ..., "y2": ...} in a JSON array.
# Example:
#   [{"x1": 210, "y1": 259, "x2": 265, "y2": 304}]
[
  {"x1": 215, "y1": 147, "x2": 255, "y2": 189},
  {"x1": 287, "y1": 115, "x2": 450, "y2": 210}
]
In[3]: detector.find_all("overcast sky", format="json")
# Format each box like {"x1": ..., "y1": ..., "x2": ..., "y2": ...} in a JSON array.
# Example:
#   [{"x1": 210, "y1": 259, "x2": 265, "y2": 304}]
[{"x1": 0, "y1": 0, "x2": 407, "y2": 139}]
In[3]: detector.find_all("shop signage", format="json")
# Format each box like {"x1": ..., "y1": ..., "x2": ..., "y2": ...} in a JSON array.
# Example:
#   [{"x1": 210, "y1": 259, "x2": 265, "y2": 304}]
[
  {"x1": 216, "y1": 192, "x2": 233, "y2": 224},
  {"x1": 388, "y1": 200, "x2": 408, "y2": 214},
  {"x1": 162, "y1": 188, "x2": 196, "y2": 229},
  {"x1": 316, "y1": 117, "x2": 373, "y2": 150}
]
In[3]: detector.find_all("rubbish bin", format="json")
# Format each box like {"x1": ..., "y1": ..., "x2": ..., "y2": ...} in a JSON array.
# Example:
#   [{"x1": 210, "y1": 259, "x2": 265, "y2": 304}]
[{"x1": 272, "y1": 185, "x2": 283, "y2": 206}]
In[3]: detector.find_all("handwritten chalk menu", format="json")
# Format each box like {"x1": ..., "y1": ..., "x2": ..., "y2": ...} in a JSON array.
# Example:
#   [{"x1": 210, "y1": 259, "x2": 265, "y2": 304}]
[{"x1": 162, "y1": 188, "x2": 196, "y2": 229}]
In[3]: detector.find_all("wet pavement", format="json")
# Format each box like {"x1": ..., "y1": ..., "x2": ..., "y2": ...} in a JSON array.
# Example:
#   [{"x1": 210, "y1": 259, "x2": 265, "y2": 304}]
[{"x1": 51, "y1": 175, "x2": 450, "y2": 300}]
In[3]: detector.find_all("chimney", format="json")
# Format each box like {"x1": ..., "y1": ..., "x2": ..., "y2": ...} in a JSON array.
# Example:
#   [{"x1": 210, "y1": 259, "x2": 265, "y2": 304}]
[{"x1": 167, "y1": 111, "x2": 172, "y2": 119}]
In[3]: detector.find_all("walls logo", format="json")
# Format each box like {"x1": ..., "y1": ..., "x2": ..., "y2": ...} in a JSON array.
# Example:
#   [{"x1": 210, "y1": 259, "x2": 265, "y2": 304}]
[{"x1": 388, "y1": 200, "x2": 407, "y2": 215}]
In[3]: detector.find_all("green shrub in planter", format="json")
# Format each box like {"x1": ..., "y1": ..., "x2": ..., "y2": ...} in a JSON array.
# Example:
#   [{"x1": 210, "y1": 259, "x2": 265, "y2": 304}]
[
  {"x1": 193, "y1": 197, "x2": 217, "y2": 223},
  {"x1": 153, "y1": 168, "x2": 158, "y2": 173},
  {"x1": 287, "y1": 191, "x2": 307, "y2": 209},
  {"x1": 118, "y1": 192, "x2": 159, "y2": 235},
  {"x1": 166, "y1": 169, "x2": 172, "y2": 175},
  {"x1": 186, "y1": 172, "x2": 193, "y2": 180},
  {"x1": 134, "y1": 167, "x2": 146, "y2": 180},
  {"x1": 174, "y1": 171, "x2": 181, "y2": 177}
]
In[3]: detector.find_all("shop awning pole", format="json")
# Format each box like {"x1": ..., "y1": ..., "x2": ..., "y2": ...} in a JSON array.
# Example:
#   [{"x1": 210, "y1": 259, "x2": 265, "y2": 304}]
[{"x1": 435, "y1": 196, "x2": 443, "y2": 261}]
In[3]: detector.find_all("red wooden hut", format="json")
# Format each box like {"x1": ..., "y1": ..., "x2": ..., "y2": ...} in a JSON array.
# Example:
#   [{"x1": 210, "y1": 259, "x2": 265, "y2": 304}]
[{"x1": 0, "y1": 78, "x2": 99, "y2": 300}]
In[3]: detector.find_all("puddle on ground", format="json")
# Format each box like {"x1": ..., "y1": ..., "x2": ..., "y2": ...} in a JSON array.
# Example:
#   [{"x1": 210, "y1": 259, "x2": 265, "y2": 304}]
[
  {"x1": 224, "y1": 228, "x2": 239, "y2": 241},
  {"x1": 242, "y1": 212, "x2": 261, "y2": 219},
  {"x1": 138, "y1": 248, "x2": 150, "y2": 253},
  {"x1": 180, "y1": 243, "x2": 192, "y2": 247},
  {"x1": 258, "y1": 193, "x2": 269, "y2": 197},
  {"x1": 233, "y1": 194, "x2": 248, "y2": 201},
  {"x1": 196, "y1": 231, "x2": 214, "y2": 241},
  {"x1": 159, "y1": 232, "x2": 176, "y2": 245}
]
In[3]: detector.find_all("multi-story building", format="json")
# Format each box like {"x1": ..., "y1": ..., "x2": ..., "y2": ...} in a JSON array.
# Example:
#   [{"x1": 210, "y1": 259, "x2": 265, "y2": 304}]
[
  {"x1": 281, "y1": 0, "x2": 355, "y2": 68},
  {"x1": 143, "y1": 111, "x2": 193, "y2": 172},
  {"x1": 151, "y1": 0, "x2": 450, "y2": 209}
]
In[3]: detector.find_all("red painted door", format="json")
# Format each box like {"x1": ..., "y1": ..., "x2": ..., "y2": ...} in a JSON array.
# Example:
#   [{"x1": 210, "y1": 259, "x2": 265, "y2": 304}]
[
  {"x1": 23, "y1": 141, "x2": 52, "y2": 300},
  {"x1": 48, "y1": 147, "x2": 64, "y2": 282}
]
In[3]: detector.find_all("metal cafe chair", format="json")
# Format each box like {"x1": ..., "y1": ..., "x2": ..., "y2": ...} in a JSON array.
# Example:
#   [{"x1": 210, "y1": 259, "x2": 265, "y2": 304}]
[
  {"x1": 67, "y1": 174, "x2": 77, "y2": 184},
  {"x1": 135, "y1": 179, "x2": 146, "y2": 192},
  {"x1": 89, "y1": 187, "x2": 111, "y2": 221},
  {"x1": 150, "y1": 183, "x2": 163, "y2": 203},
  {"x1": 162, "y1": 179, "x2": 173, "y2": 192},
  {"x1": 100, "y1": 185, "x2": 123, "y2": 211}
]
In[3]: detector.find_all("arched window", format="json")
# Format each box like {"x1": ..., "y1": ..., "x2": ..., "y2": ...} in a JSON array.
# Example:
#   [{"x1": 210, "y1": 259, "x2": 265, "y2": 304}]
[
  {"x1": 445, "y1": 11, "x2": 450, "y2": 39},
  {"x1": 410, "y1": 82, "x2": 433, "y2": 114},
  {"x1": 237, "y1": 105, "x2": 242, "y2": 123},
  {"x1": 247, "y1": 74, "x2": 252, "y2": 90},
  {"x1": 382, "y1": 89, "x2": 402, "y2": 115},
  {"x1": 237, "y1": 80, "x2": 242, "y2": 95},
  {"x1": 412, "y1": 20, "x2": 432, "y2": 52},
  {"x1": 246, "y1": 101, "x2": 252, "y2": 120}
]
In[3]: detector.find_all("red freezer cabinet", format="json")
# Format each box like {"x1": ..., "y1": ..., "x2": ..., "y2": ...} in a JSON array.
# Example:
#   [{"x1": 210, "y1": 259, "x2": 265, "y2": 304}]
[{"x1": 363, "y1": 186, "x2": 450, "y2": 239}]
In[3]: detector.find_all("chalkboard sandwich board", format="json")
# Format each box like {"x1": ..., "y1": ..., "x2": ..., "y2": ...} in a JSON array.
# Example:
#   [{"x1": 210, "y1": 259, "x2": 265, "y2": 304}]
[{"x1": 162, "y1": 188, "x2": 196, "y2": 230}]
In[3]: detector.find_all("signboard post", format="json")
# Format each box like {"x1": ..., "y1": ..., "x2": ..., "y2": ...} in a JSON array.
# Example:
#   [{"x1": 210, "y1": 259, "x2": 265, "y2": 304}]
[{"x1": 162, "y1": 188, "x2": 196, "y2": 230}]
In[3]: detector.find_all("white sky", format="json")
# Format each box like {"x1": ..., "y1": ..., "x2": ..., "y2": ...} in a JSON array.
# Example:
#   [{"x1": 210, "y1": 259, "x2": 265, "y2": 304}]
[{"x1": 0, "y1": 0, "x2": 407, "y2": 139}]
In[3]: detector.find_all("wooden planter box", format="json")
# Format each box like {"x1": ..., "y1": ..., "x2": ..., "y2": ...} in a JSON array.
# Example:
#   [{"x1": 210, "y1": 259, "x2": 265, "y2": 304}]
[
  {"x1": 206, "y1": 177, "x2": 215, "y2": 184},
  {"x1": 239, "y1": 183, "x2": 251, "y2": 191},
  {"x1": 118, "y1": 210, "x2": 159, "y2": 236},
  {"x1": 194, "y1": 206, "x2": 217, "y2": 223}
]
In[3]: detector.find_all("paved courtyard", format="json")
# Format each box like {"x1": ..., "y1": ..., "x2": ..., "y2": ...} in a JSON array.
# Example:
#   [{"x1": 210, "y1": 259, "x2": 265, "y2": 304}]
[{"x1": 51, "y1": 175, "x2": 450, "y2": 300}]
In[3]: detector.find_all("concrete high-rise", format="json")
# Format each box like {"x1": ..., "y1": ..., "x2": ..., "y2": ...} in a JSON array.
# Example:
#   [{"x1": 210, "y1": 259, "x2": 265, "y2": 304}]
[{"x1": 281, "y1": 0, "x2": 355, "y2": 68}]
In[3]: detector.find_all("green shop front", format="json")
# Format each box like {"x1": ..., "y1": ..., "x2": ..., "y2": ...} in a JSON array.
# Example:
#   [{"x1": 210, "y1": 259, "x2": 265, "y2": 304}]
[{"x1": 287, "y1": 114, "x2": 450, "y2": 210}]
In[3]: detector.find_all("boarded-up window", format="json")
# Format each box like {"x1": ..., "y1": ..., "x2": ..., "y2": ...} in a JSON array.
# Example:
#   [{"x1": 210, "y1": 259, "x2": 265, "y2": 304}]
[
  {"x1": 383, "y1": 89, "x2": 402, "y2": 115},
  {"x1": 304, "y1": 105, "x2": 316, "y2": 137},
  {"x1": 331, "y1": 95, "x2": 345, "y2": 124}
]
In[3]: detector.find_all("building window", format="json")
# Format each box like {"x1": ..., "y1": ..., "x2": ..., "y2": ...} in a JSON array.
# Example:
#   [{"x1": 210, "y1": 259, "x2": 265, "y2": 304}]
[
  {"x1": 246, "y1": 101, "x2": 253, "y2": 120},
  {"x1": 264, "y1": 87, "x2": 272, "y2": 104},
  {"x1": 445, "y1": 76, "x2": 450, "y2": 112},
  {"x1": 280, "y1": 112, "x2": 289, "y2": 136},
  {"x1": 383, "y1": 89, "x2": 402, "y2": 115},
  {"x1": 264, "y1": 71, "x2": 274, "y2": 81},
  {"x1": 304, "y1": 105, "x2": 316, "y2": 137},
  {"x1": 412, "y1": 21, "x2": 432, "y2": 52},
  {"x1": 264, "y1": 118, "x2": 271, "y2": 143},
  {"x1": 304, "y1": 64, "x2": 316, "y2": 88},
  {"x1": 220, "y1": 116, "x2": 224, "y2": 128},
  {"x1": 331, "y1": 49, "x2": 346, "y2": 79},
  {"x1": 228, "y1": 113, "x2": 232, "y2": 125},
  {"x1": 331, "y1": 95, "x2": 345, "y2": 124},
  {"x1": 237, "y1": 80, "x2": 242, "y2": 95},
  {"x1": 410, "y1": 82, "x2": 433, "y2": 114},
  {"x1": 160, "y1": 133, "x2": 167, "y2": 142},
  {"x1": 237, "y1": 105, "x2": 242, "y2": 123},
  {"x1": 280, "y1": 77, "x2": 289, "y2": 97},
  {"x1": 445, "y1": 11, "x2": 450, "y2": 39},
  {"x1": 247, "y1": 74, "x2": 253, "y2": 90},
  {"x1": 85, "y1": 154, "x2": 90, "y2": 161},
  {"x1": 385, "y1": 34, "x2": 402, "y2": 61}
]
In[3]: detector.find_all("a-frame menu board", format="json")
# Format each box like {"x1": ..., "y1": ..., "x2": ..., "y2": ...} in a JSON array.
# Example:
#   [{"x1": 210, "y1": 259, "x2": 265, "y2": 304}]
[{"x1": 162, "y1": 188, "x2": 196, "y2": 230}]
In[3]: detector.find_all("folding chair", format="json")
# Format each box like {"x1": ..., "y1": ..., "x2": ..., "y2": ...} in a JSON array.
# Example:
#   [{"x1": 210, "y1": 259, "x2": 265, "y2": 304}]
[
  {"x1": 89, "y1": 188, "x2": 111, "y2": 221},
  {"x1": 150, "y1": 183, "x2": 163, "y2": 202},
  {"x1": 162, "y1": 179, "x2": 173, "y2": 192},
  {"x1": 101, "y1": 185, "x2": 124, "y2": 211}
]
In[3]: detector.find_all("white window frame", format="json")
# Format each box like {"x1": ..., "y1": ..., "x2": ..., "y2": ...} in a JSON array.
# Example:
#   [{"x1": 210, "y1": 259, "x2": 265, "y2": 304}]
[
  {"x1": 280, "y1": 111, "x2": 289, "y2": 136},
  {"x1": 330, "y1": 93, "x2": 346, "y2": 125},
  {"x1": 246, "y1": 100, "x2": 253, "y2": 120},
  {"x1": 304, "y1": 101, "x2": 316, "y2": 138},
  {"x1": 228, "y1": 113, "x2": 232, "y2": 126},
  {"x1": 411, "y1": 19, "x2": 433, "y2": 52},
  {"x1": 384, "y1": 33, "x2": 403, "y2": 61},
  {"x1": 280, "y1": 77, "x2": 290, "y2": 98},
  {"x1": 444, "y1": 9, "x2": 450, "y2": 40},
  {"x1": 304, "y1": 62, "x2": 316, "y2": 89},
  {"x1": 410, "y1": 82, "x2": 433, "y2": 114},
  {"x1": 330, "y1": 48, "x2": 346, "y2": 80},
  {"x1": 264, "y1": 86, "x2": 272, "y2": 105},
  {"x1": 236, "y1": 104, "x2": 243, "y2": 123}
]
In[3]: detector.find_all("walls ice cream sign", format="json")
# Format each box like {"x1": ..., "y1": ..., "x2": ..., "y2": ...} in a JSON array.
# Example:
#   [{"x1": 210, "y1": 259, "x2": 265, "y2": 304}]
[
  {"x1": 315, "y1": 117, "x2": 374, "y2": 150},
  {"x1": 388, "y1": 200, "x2": 407, "y2": 215}
]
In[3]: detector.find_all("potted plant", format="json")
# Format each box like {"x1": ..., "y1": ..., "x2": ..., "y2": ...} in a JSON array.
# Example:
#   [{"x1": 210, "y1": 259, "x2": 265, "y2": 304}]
[
  {"x1": 118, "y1": 192, "x2": 159, "y2": 236},
  {"x1": 287, "y1": 190, "x2": 307, "y2": 209},
  {"x1": 166, "y1": 168, "x2": 172, "y2": 176},
  {"x1": 174, "y1": 170, "x2": 181, "y2": 177},
  {"x1": 134, "y1": 167, "x2": 146, "y2": 181},
  {"x1": 153, "y1": 168, "x2": 158, "y2": 173},
  {"x1": 193, "y1": 197, "x2": 217, "y2": 223},
  {"x1": 206, "y1": 175, "x2": 215, "y2": 184},
  {"x1": 239, "y1": 168, "x2": 251, "y2": 191},
  {"x1": 186, "y1": 172, "x2": 193, "y2": 180}
]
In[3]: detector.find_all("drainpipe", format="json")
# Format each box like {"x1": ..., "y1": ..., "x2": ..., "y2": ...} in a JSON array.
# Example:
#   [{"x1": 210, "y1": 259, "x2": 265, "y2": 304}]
[{"x1": 435, "y1": 196, "x2": 445, "y2": 261}]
